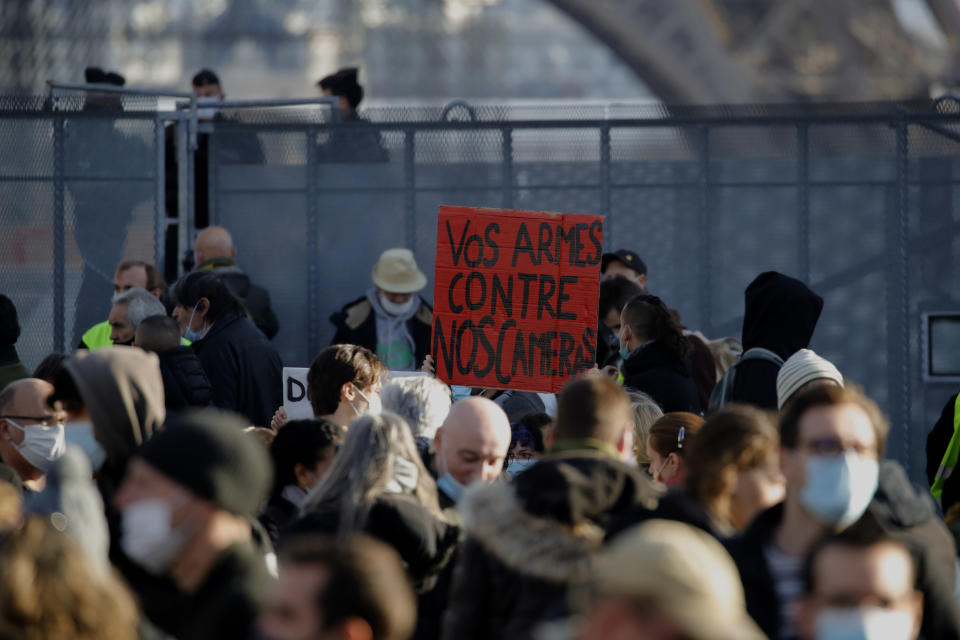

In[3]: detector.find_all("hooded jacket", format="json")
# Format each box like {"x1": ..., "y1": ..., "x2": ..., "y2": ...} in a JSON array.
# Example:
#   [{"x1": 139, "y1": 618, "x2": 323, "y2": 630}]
[
  {"x1": 441, "y1": 451, "x2": 659, "y2": 640},
  {"x1": 727, "y1": 461, "x2": 960, "y2": 640},
  {"x1": 157, "y1": 345, "x2": 213, "y2": 411},
  {"x1": 190, "y1": 311, "x2": 282, "y2": 428},
  {"x1": 732, "y1": 272, "x2": 823, "y2": 410},
  {"x1": 197, "y1": 258, "x2": 279, "y2": 340},
  {"x1": 620, "y1": 341, "x2": 701, "y2": 414}
]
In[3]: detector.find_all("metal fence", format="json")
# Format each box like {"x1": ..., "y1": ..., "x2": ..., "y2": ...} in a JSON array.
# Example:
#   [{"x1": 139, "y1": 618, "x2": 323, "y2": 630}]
[{"x1": 4, "y1": 96, "x2": 960, "y2": 481}]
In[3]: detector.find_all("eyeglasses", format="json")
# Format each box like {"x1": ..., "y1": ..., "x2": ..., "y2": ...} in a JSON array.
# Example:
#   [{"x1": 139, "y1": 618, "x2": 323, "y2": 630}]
[
  {"x1": 0, "y1": 415, "x2": 63, "y2": 427},
  {"x1": 797, "y1": 437, "x2": 875, "y2": 458}
]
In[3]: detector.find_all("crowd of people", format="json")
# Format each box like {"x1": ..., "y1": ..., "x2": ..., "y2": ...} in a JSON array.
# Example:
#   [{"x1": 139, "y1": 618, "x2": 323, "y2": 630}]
[
  {"x1": 0, "y1": 65, "x2": 957, "y2": 640},
  {"x1": 2, "y1": 225, "x2": 960, "y2": 640}
]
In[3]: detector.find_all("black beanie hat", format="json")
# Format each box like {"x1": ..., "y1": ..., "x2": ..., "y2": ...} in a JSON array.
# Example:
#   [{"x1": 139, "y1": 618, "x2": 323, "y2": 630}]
[
  {"x1": 0, "y1": 295, "x2": 20, "y2": 346},
  {"x1": 138, "y1": 409, "x2": 272, "y2": 516}
]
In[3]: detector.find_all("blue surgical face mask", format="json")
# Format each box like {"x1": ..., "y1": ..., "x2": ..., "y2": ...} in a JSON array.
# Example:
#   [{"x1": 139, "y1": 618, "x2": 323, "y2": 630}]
[
  {"x1": 183, "y1": 301, "x2": 209, "y2": 343},
  {"x1": 436, "y1": 473, "x2": 466, "y2": 504},
  {"x1": 64, "y1": 421, "x2": 106, "y2": 472},
  {"x1": 618, "y1": 328, "x2": 631, "y2": 360},
  {"x1": 507, "y1": 459, "x2": 536, "y2": 478},
  {"x1": 800, "y1": 451, "x2": 879, "y2": 529},
  {"x1": 815, "y1": 606, "x2": 915, "y2": 640}
]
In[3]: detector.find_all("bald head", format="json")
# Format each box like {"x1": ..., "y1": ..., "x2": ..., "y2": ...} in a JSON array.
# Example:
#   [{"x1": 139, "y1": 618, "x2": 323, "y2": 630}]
[
  {"x1": 434, "y1": 396, "x2": 511, "y2": 487},
  {"x1": 194, "y1": 226, "x2": 236, "y2": 265},
  {"x1": 0, "y1": 378, "x2": 55, "y2": 417}
]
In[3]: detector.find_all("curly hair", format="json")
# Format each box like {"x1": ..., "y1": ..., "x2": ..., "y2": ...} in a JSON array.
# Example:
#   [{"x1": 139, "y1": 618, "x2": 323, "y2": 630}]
[{"x1": 621, "y1": 294, "x2": 691, "y2": 362}]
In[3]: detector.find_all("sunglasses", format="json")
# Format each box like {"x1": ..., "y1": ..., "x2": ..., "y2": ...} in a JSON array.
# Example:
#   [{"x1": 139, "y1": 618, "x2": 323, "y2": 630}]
[{"x1": 0, "y1": 414, "x2": 63, "y2": 427}]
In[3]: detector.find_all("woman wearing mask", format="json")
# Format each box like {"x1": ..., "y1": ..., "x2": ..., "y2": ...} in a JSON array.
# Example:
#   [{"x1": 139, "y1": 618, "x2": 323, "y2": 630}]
[
  {"x1": 646, "y1": 412, "x2": 704, "y2": 488},
  {"x1": 173, "y1": 271, "x2": 282, "y2": 427},
  {"x1": 618, "y1": 294, "x2": 700, "y2": 413},
  {"x1": 505, "y1": 413, "x2": 551, "y2": 478}
]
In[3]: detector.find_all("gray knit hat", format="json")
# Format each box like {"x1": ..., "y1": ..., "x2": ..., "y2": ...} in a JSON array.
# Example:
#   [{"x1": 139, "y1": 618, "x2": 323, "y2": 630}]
[{"x1": 776, "y1": 349, "x2": 844, "y2": 409}]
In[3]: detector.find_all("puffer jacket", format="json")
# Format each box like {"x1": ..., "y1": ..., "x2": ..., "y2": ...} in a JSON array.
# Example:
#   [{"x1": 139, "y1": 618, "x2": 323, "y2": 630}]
[
  {"x1": 157, "y1": 345, "x2": 212, "y2": 411},
  {"x1": 440, "y1": 450, "x2": 658, "y2": 640}
]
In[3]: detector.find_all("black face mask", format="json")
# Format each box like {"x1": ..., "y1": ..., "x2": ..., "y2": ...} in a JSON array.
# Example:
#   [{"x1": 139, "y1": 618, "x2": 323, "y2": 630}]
[{"x1": 114, "y1": 337, "x2": 135, "y2": 347}]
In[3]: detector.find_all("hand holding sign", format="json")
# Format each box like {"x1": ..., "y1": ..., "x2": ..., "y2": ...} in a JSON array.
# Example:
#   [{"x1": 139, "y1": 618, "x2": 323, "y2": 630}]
[{"x1": 432, "y1": 206, "x2": 603, "y2": 393}]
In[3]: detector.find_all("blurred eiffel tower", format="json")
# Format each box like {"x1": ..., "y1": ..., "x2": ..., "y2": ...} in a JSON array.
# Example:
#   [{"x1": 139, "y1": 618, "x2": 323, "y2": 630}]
[{"x1": 548, "y1": 0, "x2": 960, "y2": 102}]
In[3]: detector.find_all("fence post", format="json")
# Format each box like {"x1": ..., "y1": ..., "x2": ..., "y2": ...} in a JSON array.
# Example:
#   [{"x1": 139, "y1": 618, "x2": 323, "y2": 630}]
[
  {"x1": 306, "y1": 126, "x2": 320, "y2": 360},
  {"x1": 888, "y1": 119, "x2": 911, "y2": 473},
  {"x1": 176, "y1": 119, "x2": 191, "y2": 278},
  {"x1": 697, "y1": 125, "x2": 712, "y2": 335},
  {"x1": 796, "y1": 123, "x2": 810, "y2": 283},
  {"x1": 501, "y1": 126, "x2": 514, "y2": 209},
  {"x1": 154, "y1": 116, "x2": 166, "y2": 274},
  {"x1": 600, "y1": 124, "x2": 612, "y2": 246},
  {"x1": 404, "y1": 129, "x2": 416, "y2": 250},
  {"x1": 52, "y1": 115, "x2": 65, "y2": 354}
]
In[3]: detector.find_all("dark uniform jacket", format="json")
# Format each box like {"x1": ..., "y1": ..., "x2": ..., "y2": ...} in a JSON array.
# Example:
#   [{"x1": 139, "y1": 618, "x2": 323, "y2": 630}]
[
  {"x1": 197, "y1": 258, "x2": 279, "y2": 340},
  {"x1": 621, "y1": 341, "x2": 701, "y2": 414},
  {"x1": 726, "y1": 461, "x2": 960, "y2": 640},
  {"x1": 191, "y1": 311, "x2": 282, "y2": 427},
  {"x1": 730, "y1": 271, "x2": 823, "y2": 410},
  {"x1": 441, "y1": 450, "x2": 659, "y2": 640},
  {"x1": 330, "y1": 296, "x2": 433, "y2": 369},
  {"x1": 0, "y1": 345, "x2": 28, "y2": 392},
  {"x1": 157, "y1": 346, "x2": 212, "y2": 411}
]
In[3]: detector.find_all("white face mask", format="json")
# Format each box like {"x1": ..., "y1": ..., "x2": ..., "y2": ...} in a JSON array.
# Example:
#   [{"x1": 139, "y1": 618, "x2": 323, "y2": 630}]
[
  {"x1": 384, "y1": 456, "x2": 420, "y2": 495},
  {"x1": 120, "y1": 498, "x2": 189, "y2": 574},
  {"x1": 64, "y1": 421, "x2": 106, "y2": 472},
  {"x1": 506, "y1": 459, "x2": 536, "y2": 478},
  {"x1": 6, "y1": 419, "x2": 66, "y2": 473},
  {"x1": 350, "y1": 385, "x2": 383, "y2": 417},
  {"x1": 815, "y1": 606, "x2": 915, "y2": 640},
  {"x1": 800, "y1": 451, "x2": 879, "y2": 529},
  {"x1": 378, "y1": 292, "x2": 417, "y2": 316}
]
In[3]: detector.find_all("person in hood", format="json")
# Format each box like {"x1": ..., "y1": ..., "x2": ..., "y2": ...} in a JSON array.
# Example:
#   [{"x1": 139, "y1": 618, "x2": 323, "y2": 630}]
[
  {"x1": 173, "y1": 271, "x2": 282, "y2": 427},
  {"x1": 732, "y1": 271, "x2": 824, "y2": 410},
  {"x1": 618, "y1": 293, "x2": 700, "y2": 413},
  {"x1": 193, "y1": 226, "x2": 279, "y2": 340},
  {"x1": 440, "y1": 375, "x2": 659, "y2": 640},
  {"x1": 114, "y1": 409, "x2": 273, "y2": 640},
  {"x1": 0, "y1": 378, "x2": 66, "y2": 494},
  {"x1": 330, "y1": 248, "x2": 433, "y2": 372},
  {"x1": 135, "y1": 314, "x2": 212, "y2": 411},
  {"x1": 53, "y1": 347, "x2": 165, "y2": 522}
]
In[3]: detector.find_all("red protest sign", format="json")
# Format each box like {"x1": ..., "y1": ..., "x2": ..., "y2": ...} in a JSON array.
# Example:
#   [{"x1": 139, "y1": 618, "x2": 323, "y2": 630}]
[{"x1": 432, "y1": 206, "x2": 603, "y2": 393}]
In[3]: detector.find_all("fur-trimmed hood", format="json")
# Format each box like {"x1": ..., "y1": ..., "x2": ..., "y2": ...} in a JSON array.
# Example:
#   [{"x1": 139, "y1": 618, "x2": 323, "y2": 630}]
[{"x1": 459, "y1": 453, "x2": 657, "y2": 584}]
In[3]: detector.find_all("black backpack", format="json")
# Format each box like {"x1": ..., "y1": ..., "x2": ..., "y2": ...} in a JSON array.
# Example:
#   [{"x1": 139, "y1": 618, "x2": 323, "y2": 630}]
[{"x1": 707, "y1": 347, "x2": 784, "y2": 412}]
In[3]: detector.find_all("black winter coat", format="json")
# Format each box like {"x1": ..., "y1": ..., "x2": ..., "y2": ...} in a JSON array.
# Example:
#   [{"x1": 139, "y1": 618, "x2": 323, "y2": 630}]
[
  {"x1": 330, "y1": 295, "x2": 433, "y2": 369},
  {"x1": 441, "y1": 451, "x2": 659, "y2": 640},
  {"x1": 731, "y1": 271, "x2": 823, "y2": 410},
  {"x1": 191, "y1": 312, "x2": 282, "y2": 427},
  {"x1": 606, "y1": 488, "x2": 730, "y2": 542},
  {"x1": 286, "y1": 494, "x2": 460, "y2": 594},
  {"x1": 157, "y1": 346, "x2": 212, "y2": 411},
  {"x1": 621, "y1": 341, "x2": 700, "y2": 413},
  {"x1": 198, "y1": 260, "x2": 279, "y2": 340},
  {"x1": 258, "y1": 494, "x2": 298, "y2": 547},
  {"x1": 727, "y1": 461, "x2": 960, "y2": 640}
]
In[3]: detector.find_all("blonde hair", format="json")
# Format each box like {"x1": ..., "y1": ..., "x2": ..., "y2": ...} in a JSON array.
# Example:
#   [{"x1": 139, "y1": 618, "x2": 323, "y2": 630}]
[
  {"x1": 628, "y1": 391, "x2": 663, "y2": 466},
  {"x1": 0, "y1": 517, "x2": 139, "y2": 640},
  {"x1": 302, "y1": 411, "x2": 442, "y2": 533}
]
